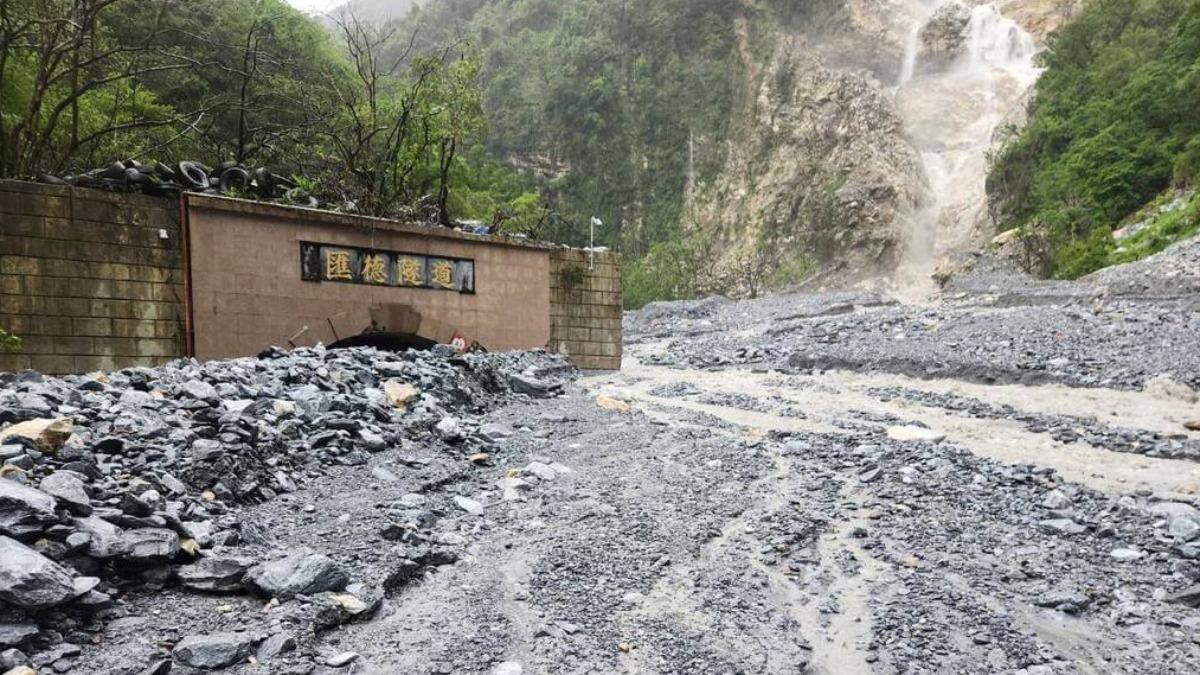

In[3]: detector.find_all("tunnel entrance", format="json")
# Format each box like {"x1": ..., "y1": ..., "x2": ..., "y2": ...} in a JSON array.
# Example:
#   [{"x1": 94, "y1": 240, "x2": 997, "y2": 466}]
[{"x1": 329, "y1": 331, "x2": 438, "y2": 352}]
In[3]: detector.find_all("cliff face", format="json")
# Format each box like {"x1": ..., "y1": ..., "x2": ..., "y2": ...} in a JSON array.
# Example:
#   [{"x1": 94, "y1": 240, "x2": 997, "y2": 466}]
[
  {"x1": 687, "y1": 0, "x2": 1076, "y2": 293},
  {"x1": 685, "y1": 30, "x2": 923, "y2": 284}
]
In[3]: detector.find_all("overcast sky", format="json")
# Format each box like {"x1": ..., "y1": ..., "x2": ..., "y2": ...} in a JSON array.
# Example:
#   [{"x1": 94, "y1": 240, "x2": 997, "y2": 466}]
[{"x1": 284, "y1": 0, "x2": 342, "y2": 13}]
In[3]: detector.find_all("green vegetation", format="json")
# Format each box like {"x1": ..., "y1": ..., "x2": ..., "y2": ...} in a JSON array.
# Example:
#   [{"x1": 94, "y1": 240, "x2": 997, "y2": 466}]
[
  {"x1": 399, "y1": 0, "x2": 748, "y2": 257},
  {"x1": 2, "y1": 0, "x2": 829, "y2": 307},
  {"x1": 0, "y1": 0, "x2": 537, "y2": 224},
  {"x1": 1110, "y1": 192, "x2": 1200, "y2": 263},
  {"x1": 988, "y1": 0, "x2": 1200, "y2": 278},
  {"x1": 0, "y1": 328, "x2": 21, "y2": 352}
]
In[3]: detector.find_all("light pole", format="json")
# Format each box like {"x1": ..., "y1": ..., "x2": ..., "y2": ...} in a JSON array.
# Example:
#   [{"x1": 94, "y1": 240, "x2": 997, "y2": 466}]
[{"x1": 589, "y1": 216, "x2": 603, "y2": 271}]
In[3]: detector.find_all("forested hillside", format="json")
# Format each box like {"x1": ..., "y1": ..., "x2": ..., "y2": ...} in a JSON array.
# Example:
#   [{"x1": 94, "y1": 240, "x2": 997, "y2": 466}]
[
  {"x1": 987, "y1": 0, "x2": 1200, "y2": 278},
  {"x1": 398, "y1": 0, "x2": 754, "y2": 251},
  {"x1": 13, "y1": 1, "x2": 1192, "y2": 305},
  {"x1": 0, "y1": 0, "x2": 537, "y2": 225}
]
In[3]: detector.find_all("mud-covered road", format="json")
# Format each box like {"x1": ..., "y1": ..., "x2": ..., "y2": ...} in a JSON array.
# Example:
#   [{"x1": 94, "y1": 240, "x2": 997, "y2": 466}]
[
  {"x1": 6, "y1": 248, "x2": 1200, "y2": 675},
  {"x1": 313, "y1": 336, "x2": 1200, "y2": 674}
]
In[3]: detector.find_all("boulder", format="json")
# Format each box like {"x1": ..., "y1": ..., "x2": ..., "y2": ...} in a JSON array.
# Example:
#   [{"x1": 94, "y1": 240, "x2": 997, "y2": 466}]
[
  {"x1": 382, "y1": 380, "x2": 418, "y2": 410},
  {"x1": 39, "y1": 471, "x2": 91, "y2": 515},
  {"x1": 172, "y1": 632, "x2": 257, "y2": 669},
  {"x1": 243, "y1": 552, "x2": 348, "y2": 599},
  {"x1": 177, "y1": 556, "x2": 253, "y2": 592},
  {"x1": 72, "y1": 515, "x2": 129, "y2": 558},
  {"x1": 509, "y1": 373, "x2": 557, "y2": 398},
  {"x1": 124, "y1": 528, "x2": 180, "y2": 561},
  {"x1": 0, "y1": 479, "x2": 58, "y2": 538},
  {"x1": 0, "y1": 625, "x2": 36, "y2": 649},
  {"x1": 0, "y1": 418, "x2": 73, "y2": 453},
  {"x1": 0, "y1": 536, "x2": 76, "y2": 609},
  {"x1": 180, "y1": 380, "x2": 218, "y2": 402},
  {"x1": 255, "y1": 632, "x2": 295, "y2": 662}
]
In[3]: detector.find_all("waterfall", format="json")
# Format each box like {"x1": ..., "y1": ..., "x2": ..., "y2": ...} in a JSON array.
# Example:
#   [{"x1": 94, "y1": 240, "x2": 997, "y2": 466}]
[
  {"x1": 893, "y1": 1, "x2": 1041, "y2": 299},
  {"x1": 961, "y1": 4, "x2": 1039, "y2": 83},
  {"x1": 898, "y1": 23, "x2": 921, "y2": 86}
]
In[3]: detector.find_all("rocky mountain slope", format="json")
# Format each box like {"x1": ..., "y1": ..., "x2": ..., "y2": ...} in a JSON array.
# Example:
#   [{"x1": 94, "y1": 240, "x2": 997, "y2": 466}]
[{"x1": 683, "y1": 0, "x2": 1078, "y2": 293}]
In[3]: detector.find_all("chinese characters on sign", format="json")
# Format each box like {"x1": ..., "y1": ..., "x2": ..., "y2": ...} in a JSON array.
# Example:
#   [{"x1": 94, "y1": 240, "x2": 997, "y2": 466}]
[{"x1": 300, "y1": 243, "x2": 475, "y2": 294}]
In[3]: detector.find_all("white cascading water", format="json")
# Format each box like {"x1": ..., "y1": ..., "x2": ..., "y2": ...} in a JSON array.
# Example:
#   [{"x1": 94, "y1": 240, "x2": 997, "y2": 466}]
[{"x1": 893, "y1": 1, "x2": 1040, "y2": 298}]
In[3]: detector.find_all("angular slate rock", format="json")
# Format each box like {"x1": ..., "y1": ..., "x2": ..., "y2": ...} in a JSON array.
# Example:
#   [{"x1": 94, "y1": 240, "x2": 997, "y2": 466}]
[
  {"x1": 177, "y1": 556, "x2": 253, "y2": 592},
  {"x1": 181, "y1": 380, "x2": 218, "y2": 402},
  {"x1": 1037, "y1": 518, "x2": 1087, "y2": 536},
  {"x1": 1164, "y1": 584, "x2": 1200, "y2": 607},
  {"x1": 509, "y1": 373, "x2": 557, "y2": 398},
  {"x1": 243, "y1": 552, "x2": 348, "y2": 599},
  {"x1": 454, "y1": 495, "x2": 484, "y2": 516},
  {"x1": 255, "y1": 632, "x2": 295, "y2": 662},
  {"x1": 0, "y1": 624, "x2": 37, "y2": 649},
  {"x1": 0, "y1": 536, "x2": 76, "y2": 608},
  {"x1": 39, "y1": 471, "x2": 91, "y2": 515},
  {"x1": 0, "y1": 479, "x2": 58, "y2": 538},
  {"x1": 172, "y1": 632, "x2": 257, "y2": 669},
  {"x1": 71, "y1": 515, "x2": 129, "y2": 558},
  {"x1": 124, "y1": 528, "x2": 180, "y2": 561}
]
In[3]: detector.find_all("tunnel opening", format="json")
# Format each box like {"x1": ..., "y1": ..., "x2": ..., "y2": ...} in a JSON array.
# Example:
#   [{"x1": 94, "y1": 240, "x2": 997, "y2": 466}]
[{"x1": 329, "y1": 331, "x2": 438, "y2": 352}]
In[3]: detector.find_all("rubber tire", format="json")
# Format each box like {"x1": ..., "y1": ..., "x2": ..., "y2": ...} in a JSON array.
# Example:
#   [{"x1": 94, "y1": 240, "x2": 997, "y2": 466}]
[
  {"x1": 176, "y1": 161, "x2": 209, "y2": 190},
  {"x1": 219, "y1": 166, "x2": 250, "y2": 193}
]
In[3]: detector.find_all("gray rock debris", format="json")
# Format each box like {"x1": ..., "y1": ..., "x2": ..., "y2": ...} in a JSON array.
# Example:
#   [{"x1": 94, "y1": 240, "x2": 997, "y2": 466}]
[
  {"x1": 0, "y1": 345, "x2": 573, "y2": 668},
  {"x1": 177, "y1": 555, "x2": 254, "y2": 592},
  {"x1": 38, "y1": 471, "x2": 91, "y2": 515},
  {"x1": 255, "y1": 632, "x2": 296, "y2": 662},
  {"x1": 453, "y1": 495, "x2": 485, "y2": 516},
  {"x1": 243, "y1": 551, "x2": 349, "y2": 599},
  {"x1": 0, "y1": 536, "x2": 77, "y2": 609},
  {"x1": 0, "y1": 479, "x2": 58, "y2": 538},
  {"x1": 172, "y1": 631, "x2": 259, "y2": 669},
  {"x1": 0, "y1": 624, "x2": 37, "y2": 649}
]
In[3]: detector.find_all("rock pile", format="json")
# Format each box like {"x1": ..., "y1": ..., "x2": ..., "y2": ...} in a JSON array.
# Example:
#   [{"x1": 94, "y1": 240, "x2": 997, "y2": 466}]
[{"x1": 0, "y1": 345, "x2": 570, "y2": 671}]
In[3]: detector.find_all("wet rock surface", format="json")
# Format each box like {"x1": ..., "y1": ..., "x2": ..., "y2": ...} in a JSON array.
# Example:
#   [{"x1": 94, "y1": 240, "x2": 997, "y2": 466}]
[
  {"x1": 2, "y1": 243, "x2": 1200, "y2": 672},
  {"x1": 626, "y1": 274, "x2": 1200, "y2": 390},
  {"x1": 0, "y1": 345, "x2": 572, "y2": 673}
]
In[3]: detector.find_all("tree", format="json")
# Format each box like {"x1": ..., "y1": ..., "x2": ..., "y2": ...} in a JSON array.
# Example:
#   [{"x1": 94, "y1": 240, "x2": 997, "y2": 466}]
[
  {"x1": 317, "y1": 11, "x2": 486, "y2": 219},
  {"x1": 0, "y1": 0, "x2": 207, "y2": 177}
]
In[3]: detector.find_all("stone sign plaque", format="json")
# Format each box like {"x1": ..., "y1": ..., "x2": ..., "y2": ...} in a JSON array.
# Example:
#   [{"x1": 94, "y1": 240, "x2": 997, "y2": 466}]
[{"x1": 300, "y1": 242, "x2": 475, "y2": 294}]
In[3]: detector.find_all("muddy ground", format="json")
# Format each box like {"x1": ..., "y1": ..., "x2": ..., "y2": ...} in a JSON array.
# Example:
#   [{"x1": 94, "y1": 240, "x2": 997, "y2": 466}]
[{"x1": 17, "y1": 249, "x2": 1200, "y2": 675}]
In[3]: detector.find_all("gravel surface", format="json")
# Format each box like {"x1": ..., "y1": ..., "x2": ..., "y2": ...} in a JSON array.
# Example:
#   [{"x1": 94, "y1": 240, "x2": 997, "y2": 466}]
[{"x1": 2, "y1": 240, "x2": 1200, "y2": 673}]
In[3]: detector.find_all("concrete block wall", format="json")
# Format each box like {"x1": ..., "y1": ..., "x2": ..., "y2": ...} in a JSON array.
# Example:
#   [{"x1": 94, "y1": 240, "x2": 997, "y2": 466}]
[
  {"x1": 0, "y1": 180, "x2": 185, "y2": 374},
  {"x1": 549, "y1": 249, "x2": 622, "y2": 370}
]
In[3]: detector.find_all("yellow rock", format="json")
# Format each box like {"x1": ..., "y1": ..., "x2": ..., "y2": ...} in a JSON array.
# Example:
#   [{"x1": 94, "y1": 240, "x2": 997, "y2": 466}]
[
  {"x1": 991, "y1": 228, "x2": 1020, "y2": 247},
  {"x1": 180, "y1": 539, "x2": 201, "y2": 556},
  {"x1": 383, "y1": 380, "x2": 419, "y2": 410},
  {"x1": 469, "y1": 453, "x2": 491, "y2": 465},
  {"x1": 3, "y1": 667, "x2": 38, "y2": 675},
  {"x1": 0, "y1": 418, "x2": 74, "y2": 452},
  {"x1": 596, "y1": 395, "x2": 632, "y2": 413},
  {"x1": 332, "y1": 593, "x2": 368, "y2": 615},
  {"x1": 0, "y1": 465, "x2": 25, "y2": 479}
]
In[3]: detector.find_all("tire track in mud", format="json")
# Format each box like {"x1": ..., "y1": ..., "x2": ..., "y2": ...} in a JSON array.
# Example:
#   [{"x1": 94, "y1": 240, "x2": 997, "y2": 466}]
[
  {"x1": 605, "y1": 394, "x2": 885, "y2": 675},
  {"x1": 598, "y1": 345, "x2": 1200, "y2": 499}
]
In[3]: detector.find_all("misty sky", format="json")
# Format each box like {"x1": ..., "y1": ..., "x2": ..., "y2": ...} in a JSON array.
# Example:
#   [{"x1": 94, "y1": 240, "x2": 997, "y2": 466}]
[{"x1": 285, "y1": 0, "x2": 342, "y2": 13}]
